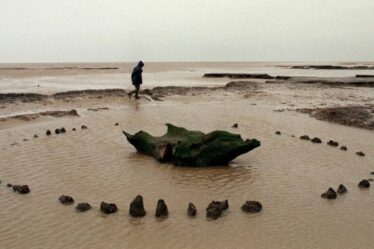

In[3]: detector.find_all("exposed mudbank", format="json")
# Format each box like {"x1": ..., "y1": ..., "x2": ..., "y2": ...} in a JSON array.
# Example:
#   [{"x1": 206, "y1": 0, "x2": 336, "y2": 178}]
[
  {"x1": 204, "y1": 73, "x2": 374, "y2": 87},
  {"x1": 297, "y1": 105, "x2": 374, "y2": 130},
  {"x1": 356, "y1": 75, "x2": 374, "y2": 78},
  {"x1": 0, "y1": 93, "x2": 47, "y2": 104},
  {"x1": 204, "y1": 73, "x2": 273, "y2": 79},
  {"x1": 0, "y1": 110, "x2": 79, "y2": 122},
  {"x1": 0, "y1": 67, "x2": 119, "y2": 70},
  {"x1": 0, "y1": 89, "x2": 128, "y2": 104},
  {"x1": 266, "y1": 76, "x2": 374, "y2": 87},
  {"x1": 39, "y1": 110, "x2": 79, "y2": 117},
  {"x1": 52, "y1": 89, "x2": 127, "y2": 99},
  {"x1": 2, "y1": 72, "x2": 374, "y2": 106},
  {"x1": 291, "y1": 65, "x2": 374, "y2": 70},
  {"x1": 1, "y1": 82, "x2": 260, "y2": 104},
  {"x1": 87, "y1": 107, "x2": 110, "y2": 112},
  {"x1": 144, "y1": 81, "x2": 259, "y2": 99}
]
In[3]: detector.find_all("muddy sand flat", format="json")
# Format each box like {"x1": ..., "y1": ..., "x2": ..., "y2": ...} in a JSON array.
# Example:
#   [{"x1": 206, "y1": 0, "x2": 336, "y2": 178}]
[{"x1": 1, "y1": 62, "x2": 374, "y2": 249}]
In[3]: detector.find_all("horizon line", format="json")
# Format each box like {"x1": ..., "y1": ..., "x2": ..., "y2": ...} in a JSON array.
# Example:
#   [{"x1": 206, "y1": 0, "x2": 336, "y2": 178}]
[{"x1": 1, "y1": 60, "x2": 374, "y2": 64}]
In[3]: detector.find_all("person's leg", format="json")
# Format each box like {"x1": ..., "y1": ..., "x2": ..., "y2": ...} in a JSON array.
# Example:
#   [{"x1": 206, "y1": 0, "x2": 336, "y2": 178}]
[
  {"x1": 128, "y1": 85, "x2": 136, "y2": 98},
  {"x1": 135, "y1": 85, "x2": 140, "y2": 99}
]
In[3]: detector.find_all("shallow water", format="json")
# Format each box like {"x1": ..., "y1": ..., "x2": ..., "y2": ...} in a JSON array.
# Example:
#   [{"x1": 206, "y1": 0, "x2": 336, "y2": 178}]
[
  {"x1": 0, "y1": 100, "x2": 373, "y2": 249},
  {"x1": 1, "y1": 62, "x2": 374, "y2": 94}
]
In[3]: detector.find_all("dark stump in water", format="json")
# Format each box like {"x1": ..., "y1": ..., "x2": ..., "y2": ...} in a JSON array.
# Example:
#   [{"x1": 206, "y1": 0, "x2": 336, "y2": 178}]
[
  {"x1": 327, "y1": 140, "x2": 339, "y2": 147},
  {"x1": 59, "y1": 195, "x2": 74, "y2": 205},
  {"x1": 311, "y1": 137, "x2": 322, "y2": 143},
  {"x1": 100, "y1": 202, "x2": 118, "y2": 214},
  {"x1": 76, "y1": 203, "x2": 92, "y2": 212},
  {"x1": 356, "y1": 151, "x2": 365, "y2": 157},
  {"x1": 300, "y1": 135, "x2": 310, "y2": 140},
  {"x1": 123, "y1": 124, "x2": 261, "y2": 167},
  {"x1": 337, "y1": 184, "x2": 348, "y2": 194},
  {"x1": 155, "y1": 199, "x2": 168, "y2": 218},
  {"x1": 340, "y1": 146, "x2": 348, "y2": 151},
  {"x1": 46, "y1": 130, "x2": 51, "y2": 136},
  {"x1": 206, "y1": 200, "x2": 229, "y2": 220},
  {"x1": 81, "y1": 125, "x2": 88, "y2": 130},
  {"x1": 129, "y1": 195, "x2": 146, "y2": 218},
  {"x1": 321, "y1": 188, "x2": 337, "y2": 199},
  {"x1": 61, "y1": 127, "x2": 66, "y2": 133},
  {"x1": 12, "y1": 185, "x2": 30, "y2": 194},
  {"x1": 241, "y1": 201, "x2": 262, "y2": 213},
  {"x1": 206, "y1": 206, "x2": 223, "y2": 220},
  {"x1": 187, "y1": 202, "x2": 197, "y2": 217},
  {"x1": 358, "y1": 180, "x2": 370, "y2": 188},
  {"x1": 275, "y1": 131, "x2": 281, "y2": 135}
]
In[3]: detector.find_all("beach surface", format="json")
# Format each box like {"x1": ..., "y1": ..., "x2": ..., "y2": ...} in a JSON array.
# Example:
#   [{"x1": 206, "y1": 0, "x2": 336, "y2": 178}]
[{"x1": 1, "y1": 62, "x2": 374, "y2": 249}]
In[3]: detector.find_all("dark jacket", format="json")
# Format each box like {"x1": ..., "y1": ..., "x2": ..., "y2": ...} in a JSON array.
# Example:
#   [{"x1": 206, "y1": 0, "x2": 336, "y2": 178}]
[{"x1": 131, "y1": 62, "x2": 143, "y2": 85}]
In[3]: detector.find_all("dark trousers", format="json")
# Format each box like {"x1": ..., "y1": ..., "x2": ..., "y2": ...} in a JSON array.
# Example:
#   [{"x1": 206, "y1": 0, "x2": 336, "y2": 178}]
[{"x1": 128, "y1": 84, "x2": 140, "y2": 98}]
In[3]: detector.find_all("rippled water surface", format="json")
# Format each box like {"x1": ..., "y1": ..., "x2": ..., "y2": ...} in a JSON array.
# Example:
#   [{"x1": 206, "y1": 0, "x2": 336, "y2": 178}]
[{"x1": 1, "y1": 100, "x2": 374, "y2": 249}]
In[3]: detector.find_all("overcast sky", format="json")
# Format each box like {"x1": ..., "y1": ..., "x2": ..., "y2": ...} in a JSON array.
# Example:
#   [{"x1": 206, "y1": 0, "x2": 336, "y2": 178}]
[{"x1": 1, "y1": 0, "x2": 373, "y2": 63}]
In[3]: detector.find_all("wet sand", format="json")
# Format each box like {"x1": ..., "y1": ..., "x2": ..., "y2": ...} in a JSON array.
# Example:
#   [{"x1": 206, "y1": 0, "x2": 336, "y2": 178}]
[{"x1": 1, "y1": 62, "x2": 374, "y2": 249}]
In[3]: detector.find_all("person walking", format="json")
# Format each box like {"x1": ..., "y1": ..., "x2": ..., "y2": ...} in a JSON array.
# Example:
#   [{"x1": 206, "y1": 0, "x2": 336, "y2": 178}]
[{"x1": 128, "y1": 61, "x2": 144, "y2": 99}]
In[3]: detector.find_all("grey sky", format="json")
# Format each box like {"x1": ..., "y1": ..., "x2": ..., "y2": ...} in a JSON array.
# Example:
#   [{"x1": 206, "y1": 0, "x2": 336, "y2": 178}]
[{"x1": 1, "y1": 0, "x2": 373, "y2": 62}]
